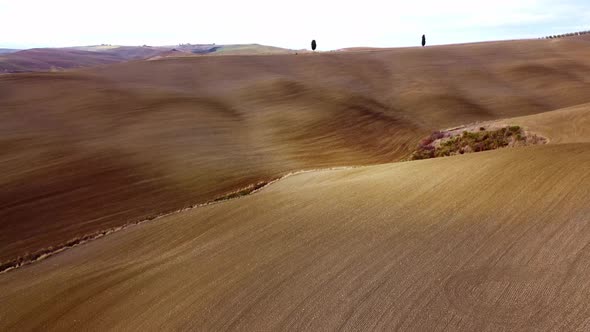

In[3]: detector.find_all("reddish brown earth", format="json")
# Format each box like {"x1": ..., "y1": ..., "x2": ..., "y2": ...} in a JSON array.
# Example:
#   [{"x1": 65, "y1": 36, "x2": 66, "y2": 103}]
[
  {"x1": 1, "y1": 35, "x2": 590, "y2": 330},
  {"x1": 1, "y1": 36, "x2": 590, "y2": 273}
]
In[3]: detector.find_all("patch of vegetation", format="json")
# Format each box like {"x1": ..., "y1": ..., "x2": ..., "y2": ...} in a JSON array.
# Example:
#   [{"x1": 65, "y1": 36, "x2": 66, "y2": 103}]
[
  {"x1": 542, "y1": 30, "x2": 590, "y2": 39},
  {"x1": 410, "y1": 126, "x2": 541, "y2": 160}
]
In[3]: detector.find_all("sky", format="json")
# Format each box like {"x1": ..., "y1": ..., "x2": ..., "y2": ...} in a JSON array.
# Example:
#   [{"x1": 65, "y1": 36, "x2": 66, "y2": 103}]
[{"x1": 0, "y1": 0, "x2": 589, "y2": 50}]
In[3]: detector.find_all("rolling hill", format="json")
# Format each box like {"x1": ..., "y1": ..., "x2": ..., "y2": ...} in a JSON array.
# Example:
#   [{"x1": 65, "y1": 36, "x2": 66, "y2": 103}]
[
  {"x1": 2, "y1": 35, "x2": 590, "y2": 330},
  {"x1": 0, "y1": 48, "x2": 125, "y2": 72},
  {"x1": 1, "y1": 141, "x2": 590, "y2": 330},
  {"x1": 0, "y1": 46, "x2": 175, "y2": 73},
  {"x1": 0, "y1": 48, "x2": 19, "y2": 54},
  {"x1": 2, "y1": 36, "x2": 590, "y2": 268},
  {"x1": 493, "y1": 102, "x2": 590, "y2": 144},
  {"x1": 0, "y1": 44, "x2": 296, "y2": 73}
]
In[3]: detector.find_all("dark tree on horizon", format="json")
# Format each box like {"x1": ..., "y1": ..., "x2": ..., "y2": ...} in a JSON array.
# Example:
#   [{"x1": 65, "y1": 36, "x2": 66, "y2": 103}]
[
  {"x1": 422, "y1": 35, "x2": 426, "y2": 47},
  {"x1": 311, "y1": 40, "x2": 317, "y2": 51}
]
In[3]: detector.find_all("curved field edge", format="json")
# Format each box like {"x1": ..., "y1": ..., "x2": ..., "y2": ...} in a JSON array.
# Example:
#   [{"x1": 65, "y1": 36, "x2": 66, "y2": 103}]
[
  {"x1": 1, "y1": 143, "x2": 590, "y2": 330},
  {"x1": 2, "y1": 36, "x2": 590, "y2": 266},
  {"x1": 0, "y1": 166, "x2": 358, "y2": 274},
  {"x1": 2, "y1": 101, "x2": 589, "y2": 274}
]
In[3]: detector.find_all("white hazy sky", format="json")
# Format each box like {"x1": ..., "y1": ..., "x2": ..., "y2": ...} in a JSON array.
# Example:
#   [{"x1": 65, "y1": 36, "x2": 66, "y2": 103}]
[{"x1": 1, "y1": 0, "x2": 589, "y2": 50}]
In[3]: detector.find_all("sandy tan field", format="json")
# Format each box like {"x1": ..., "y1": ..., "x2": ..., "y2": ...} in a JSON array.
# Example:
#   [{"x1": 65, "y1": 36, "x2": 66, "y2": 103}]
[
  {"x1": 1, "y1": 143, "x2": 590, "y2": 330},
  {"x1": 495, "y1": 102, "x2": 590, "y2": 144},
  {"x1": 1, "y1": 35, "x2": 590, "y2": 330}
]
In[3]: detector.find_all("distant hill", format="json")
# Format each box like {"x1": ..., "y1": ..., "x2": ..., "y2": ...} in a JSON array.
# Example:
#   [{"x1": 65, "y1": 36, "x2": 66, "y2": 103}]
[
  {"x1": 0, "y1": 48, "x2": 20, "y2": 54},
  {"x1": 0, "y1": 44, "x2": 297, "y2": 73},
  {"x1": 162, "y1": 43, "x2": 297, "y2": 56},
  {"x1": 93, "y1": 46, "x2": 169, "y2": 59},
  {"x1": 0, "y1": 48, "x2": 125, "y2": 73},
  {"x1": 0, "y1": 46, "x2": 174, "y2": 73},
  {"x1": 0, "y1": 46, "x2": 178, "y2": 73},
  {"x1": 208, "y1": 44, "x2": 297, "y2": 55}
]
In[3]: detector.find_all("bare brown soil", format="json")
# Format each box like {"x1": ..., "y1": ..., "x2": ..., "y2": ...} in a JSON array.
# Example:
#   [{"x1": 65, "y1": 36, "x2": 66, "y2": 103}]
[
  {"x1": 1, "y1": 36, "x2": 590, "y2": 330},
  {"x1": 2, "y1": 36, "x2": 590, "y2": 267},
  {"x1": 1, "y1": 144, "x2": 590, "y2": 330},
  {"x1": 494, "y1": 102, "x2": 590, "y2": 144}
]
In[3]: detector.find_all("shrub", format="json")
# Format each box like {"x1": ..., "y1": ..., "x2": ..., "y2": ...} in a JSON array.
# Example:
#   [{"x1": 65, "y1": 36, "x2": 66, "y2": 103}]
[
  {"x1": 410, "y1": 126, "x2": 535, "y2": 160},
  {"x1": 432, "y1": 131, "x2": 445, "y2": 140}
]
